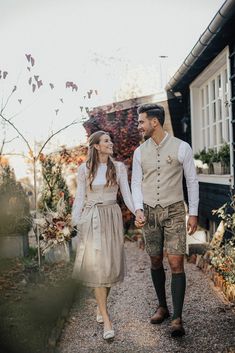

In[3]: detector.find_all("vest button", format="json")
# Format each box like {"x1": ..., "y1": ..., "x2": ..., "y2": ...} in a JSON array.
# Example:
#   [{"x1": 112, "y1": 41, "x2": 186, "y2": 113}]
[
  {"x1": 158, "y1": 167, "x2": 160, "y2": 169},
  {"x1": 158, "y1": 160, "x2": 160, "y2": 162}
]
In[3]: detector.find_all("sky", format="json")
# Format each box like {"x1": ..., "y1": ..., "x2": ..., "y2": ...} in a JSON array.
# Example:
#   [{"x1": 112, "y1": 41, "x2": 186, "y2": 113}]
[{"x1": 0, "y1": 0, "x2": 225, "y2": 178}]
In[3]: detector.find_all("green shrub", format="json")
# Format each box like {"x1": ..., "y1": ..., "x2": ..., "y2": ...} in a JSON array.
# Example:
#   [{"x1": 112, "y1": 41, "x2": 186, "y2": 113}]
[
  {"x1": 39, "y1": 157, "x2": 72, "y2": 214},
  {"x1": 212, "y1": 194, "x2": 235, "y2": 284},
  {"x1": 0, "y1": 165, "x2": 31, "y2": 234}
]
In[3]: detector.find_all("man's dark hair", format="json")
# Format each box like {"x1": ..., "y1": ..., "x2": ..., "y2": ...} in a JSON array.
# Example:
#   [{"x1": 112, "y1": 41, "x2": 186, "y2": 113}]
[{"x1": 137, "y1": 103, "x2": 165, "y2": 126}]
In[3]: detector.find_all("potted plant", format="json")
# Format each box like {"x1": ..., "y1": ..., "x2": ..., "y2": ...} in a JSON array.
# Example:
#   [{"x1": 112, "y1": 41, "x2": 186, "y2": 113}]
[
  {"x1": 211, "y1": 149, "x2": 222, "y2": 175},
  {"x1": 194, "y1": 148, "x2": 214, "y2": 174},
  {"x1": 0, "y1": 165, "x2": 31, "y2": 258},
  {"x1": 219, "y1": 143, "x2": 230, "y2": 174}
]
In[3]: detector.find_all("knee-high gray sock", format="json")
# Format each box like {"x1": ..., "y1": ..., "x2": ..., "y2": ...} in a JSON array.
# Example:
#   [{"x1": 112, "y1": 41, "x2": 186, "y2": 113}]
[
  {"x1": 151, "y1": 267, "x2": 167, "y2": 308},
  {"x1": 171, "y1": 272, "x2": 186, "y2": 320}
]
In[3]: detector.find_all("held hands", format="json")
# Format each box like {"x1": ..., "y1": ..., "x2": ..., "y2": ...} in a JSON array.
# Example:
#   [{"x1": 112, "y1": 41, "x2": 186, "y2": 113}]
[
  {"x1": 187, "y1": 215, "x2": 198, "y2": 235},
  {"x1": 135, "y1": 209, "x2": 146, "y2": 228}
]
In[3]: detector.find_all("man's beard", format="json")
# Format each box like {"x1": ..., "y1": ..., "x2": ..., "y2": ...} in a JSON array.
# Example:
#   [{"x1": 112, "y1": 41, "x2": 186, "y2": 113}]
[{"x1": 143, "y1": 128, "x2": 153, "y2": 140}]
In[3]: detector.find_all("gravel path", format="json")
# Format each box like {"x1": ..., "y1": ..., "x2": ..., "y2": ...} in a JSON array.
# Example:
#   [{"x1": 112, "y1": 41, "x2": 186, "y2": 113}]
[{"x1": 58, "y1": 241, "x2": 235, "y2": 353}]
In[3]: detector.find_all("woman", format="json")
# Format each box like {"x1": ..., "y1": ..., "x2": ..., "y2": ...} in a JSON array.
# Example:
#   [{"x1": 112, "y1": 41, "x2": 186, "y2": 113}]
[{"x1": 72, "y1": 131, "x2": 135, "y2": 340}]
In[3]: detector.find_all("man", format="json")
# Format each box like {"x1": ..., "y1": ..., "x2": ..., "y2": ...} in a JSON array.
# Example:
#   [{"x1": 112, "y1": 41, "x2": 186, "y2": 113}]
[{"x1": 131, "y1": 103, "x2": 199, "y2": 337}]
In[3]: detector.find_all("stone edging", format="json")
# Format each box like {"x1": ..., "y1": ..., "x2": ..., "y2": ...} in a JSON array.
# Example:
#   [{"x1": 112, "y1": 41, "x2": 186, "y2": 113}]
[{"x1": 196, "y1": 255, "x2": 235, "y2": 303}]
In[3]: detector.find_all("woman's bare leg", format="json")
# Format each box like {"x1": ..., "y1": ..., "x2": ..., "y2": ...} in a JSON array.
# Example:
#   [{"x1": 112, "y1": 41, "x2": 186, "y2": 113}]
[
  {"x1": 94, "y1": 287, "x2": 112, "y2": 331},
  {"x1": 97, "y1": 287, "x2": 111, "y2": 314}
]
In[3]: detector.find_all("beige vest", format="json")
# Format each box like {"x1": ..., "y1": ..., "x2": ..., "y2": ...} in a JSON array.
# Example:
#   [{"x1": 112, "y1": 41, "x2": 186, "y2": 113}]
[{"x1": 140, "y1": 134, "x2": 184, "y2": 208}]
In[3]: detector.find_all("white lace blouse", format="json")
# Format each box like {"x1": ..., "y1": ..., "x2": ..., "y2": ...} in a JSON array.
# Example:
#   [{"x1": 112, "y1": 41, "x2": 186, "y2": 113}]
[{"x1": 72, "y1": 162, "x2": 135, "y2": 226}]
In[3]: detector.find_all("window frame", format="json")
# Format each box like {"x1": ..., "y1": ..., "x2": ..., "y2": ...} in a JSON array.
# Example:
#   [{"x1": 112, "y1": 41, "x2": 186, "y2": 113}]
[{"x1": 190, "y1": 46, "x2": 233, "y2": 183}]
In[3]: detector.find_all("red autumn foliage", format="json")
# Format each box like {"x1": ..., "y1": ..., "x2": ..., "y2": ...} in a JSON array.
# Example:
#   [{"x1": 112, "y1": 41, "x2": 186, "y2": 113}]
[
  {"x1": 84, "y1": 106, "x2": 140, "y2": 165},
  {"x1": 58, "y1": 145, "x2": 88, "y2": 167}
]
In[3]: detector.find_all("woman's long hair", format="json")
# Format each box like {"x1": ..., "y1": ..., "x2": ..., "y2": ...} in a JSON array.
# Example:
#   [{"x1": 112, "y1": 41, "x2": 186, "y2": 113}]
[{"x1": 86, "y1": 131, "x2": 117, "y2": 190}]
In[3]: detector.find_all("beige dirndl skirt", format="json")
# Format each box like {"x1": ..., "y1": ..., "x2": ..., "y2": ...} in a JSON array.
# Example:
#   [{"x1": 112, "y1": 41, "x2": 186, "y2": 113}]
[{"x1": 72, "y1": 202, "x2": 126, "y2": 287}]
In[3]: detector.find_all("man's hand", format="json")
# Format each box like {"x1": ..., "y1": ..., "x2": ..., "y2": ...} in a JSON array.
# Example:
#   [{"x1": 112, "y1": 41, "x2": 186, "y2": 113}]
[
  {"x1": 187, "y1": 215, "x2": 198, "y2": 235},
  {"x1": 135, "y1": 209, "x2": 145, "y2": 228}
]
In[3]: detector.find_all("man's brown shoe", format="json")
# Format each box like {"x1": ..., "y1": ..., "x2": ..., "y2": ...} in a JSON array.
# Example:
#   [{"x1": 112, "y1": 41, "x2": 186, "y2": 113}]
[
  {"x1": 170, "y1": 318, "x2": 185, "y2": 337},
  {"x1": 150, "y1": 306, "x2": 170, "y2": 324}
]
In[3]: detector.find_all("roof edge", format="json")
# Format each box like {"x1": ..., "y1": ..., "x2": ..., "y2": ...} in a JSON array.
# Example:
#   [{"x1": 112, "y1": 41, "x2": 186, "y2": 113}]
[{"x1": 165, "y1": 0, "x2": 235, "y2": 92}]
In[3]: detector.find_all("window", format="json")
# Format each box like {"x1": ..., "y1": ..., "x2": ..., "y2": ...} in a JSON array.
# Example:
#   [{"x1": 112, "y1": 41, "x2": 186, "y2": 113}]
[
  {"x1": 199, "y1": 66, "x2": 230, "y2": 151},
  {"x1": 190, "y1": 47, "x2": 233, "y2": 181}
]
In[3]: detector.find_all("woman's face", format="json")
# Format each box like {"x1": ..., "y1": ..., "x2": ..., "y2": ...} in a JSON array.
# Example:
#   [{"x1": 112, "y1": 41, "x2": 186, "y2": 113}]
[{"x1": 96, "y1": 134, "x2": 113, "y2": 156}]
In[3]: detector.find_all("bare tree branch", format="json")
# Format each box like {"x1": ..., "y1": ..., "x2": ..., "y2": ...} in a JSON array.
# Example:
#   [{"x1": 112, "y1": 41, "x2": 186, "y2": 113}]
[
  {"x1": 0, "y1": 139, "x2": 5, "y2": 155},
  {"x1": 0, "y1": 129, "x2": 16, "y2": 155},
  {"x1": 8, "y1": 108, "x2": 28, "y2": 121},
  {"x1": 0, "y1": 68, "x2": 24, "y2": 115},
  {"x1": 8, "y1": 95, "x2": 40, "y2": 122},
  {"x1": 0, "y1": 89, "x2": 16, "y2": 115},
  {"x1": 0, "y1": 113, "x2": 32, "y2": 152},
  {"x1": 5, "y1": 136, "x2": 19, "y2": 144},
  {"x1": 1, "y1": 152, "x2": 30, "y2": 160},
  {"x1": 1, "y1": 94, "x2": 4, "y2": 112},
  {"x1": 36, "y1": 120, "x2": 78, "y2": 158},
  {"x1": 0, "y1": 123, "x2": 7, "y2": 155}
]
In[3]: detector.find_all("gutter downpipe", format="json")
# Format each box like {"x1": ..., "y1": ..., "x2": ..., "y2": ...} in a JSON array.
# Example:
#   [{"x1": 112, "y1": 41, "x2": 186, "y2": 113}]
[{"x1": 165, "y1": 0, "x2": 235, "y2": 92}]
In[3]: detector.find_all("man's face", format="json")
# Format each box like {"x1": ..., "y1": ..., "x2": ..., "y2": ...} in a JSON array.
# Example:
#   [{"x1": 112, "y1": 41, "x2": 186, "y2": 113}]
[{"x1": 138, "y1": 112, "x2": 155, "y2": 139}]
